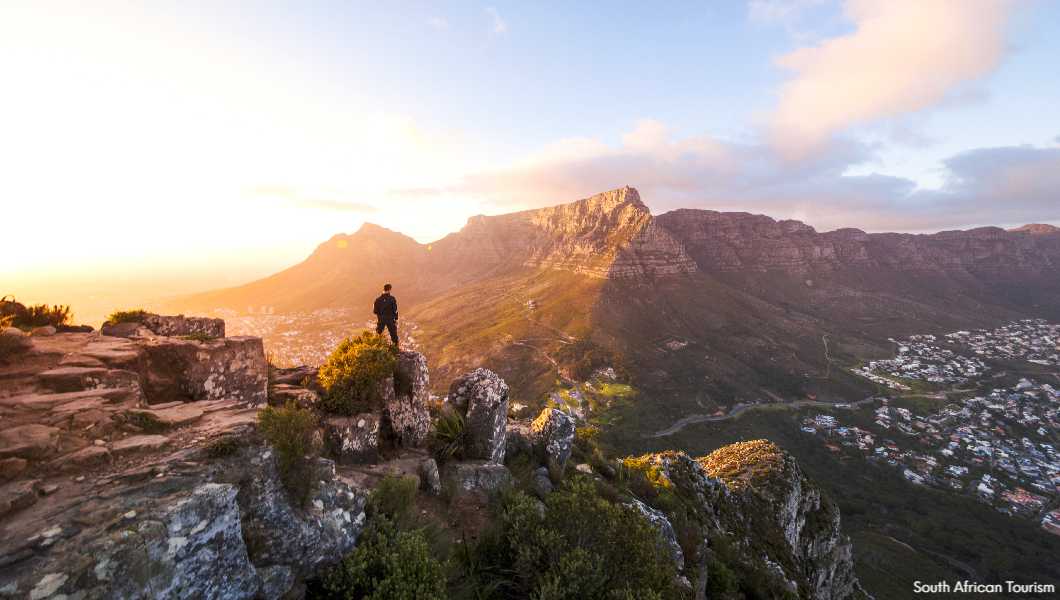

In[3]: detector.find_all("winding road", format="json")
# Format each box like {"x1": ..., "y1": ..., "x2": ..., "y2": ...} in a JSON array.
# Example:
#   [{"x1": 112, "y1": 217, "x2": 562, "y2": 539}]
[{"x1": 643, "y1": 396, "x2": 878, "y2": 437}]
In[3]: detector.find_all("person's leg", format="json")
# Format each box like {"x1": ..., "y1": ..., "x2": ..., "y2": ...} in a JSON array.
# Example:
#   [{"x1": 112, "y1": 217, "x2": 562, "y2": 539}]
[
  {"x1": 376, "y1": 320, "x2": 385, "y2": 336},
  {"x1": 385, "y1": 320, "x2": 398, "y2": 345}
]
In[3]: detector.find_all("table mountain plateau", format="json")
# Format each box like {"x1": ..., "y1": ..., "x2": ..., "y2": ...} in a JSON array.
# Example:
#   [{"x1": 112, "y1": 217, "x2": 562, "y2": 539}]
[{"x1": 163, "y1": 187, "x2": 1060, "y2": 436}]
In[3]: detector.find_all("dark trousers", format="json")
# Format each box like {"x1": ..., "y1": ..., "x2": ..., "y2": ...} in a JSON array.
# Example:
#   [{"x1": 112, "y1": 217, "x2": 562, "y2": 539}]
[{"x1": 376, "y1": 318, "x2": 398, "y2": 345}]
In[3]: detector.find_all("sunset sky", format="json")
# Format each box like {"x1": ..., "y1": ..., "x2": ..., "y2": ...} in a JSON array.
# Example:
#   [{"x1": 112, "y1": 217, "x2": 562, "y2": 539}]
[{"x1": 3, "y1": 0, "x2": 1059, "y2": 309}]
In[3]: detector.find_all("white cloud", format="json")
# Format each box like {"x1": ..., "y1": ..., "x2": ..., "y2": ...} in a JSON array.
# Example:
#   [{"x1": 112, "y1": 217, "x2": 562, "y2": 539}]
[
  {"x1": 749, "y1": 0, "x2": 826, "y2": 24},
  {"x1": 486, "y1": 7, "x2": 507, "y2": 34},
  {"x1": 245, "y1": 184, "x2": 378, "y2": 214},
  {"x1": 771, "y1": 0, "x2": 1016, "y2": 160}
]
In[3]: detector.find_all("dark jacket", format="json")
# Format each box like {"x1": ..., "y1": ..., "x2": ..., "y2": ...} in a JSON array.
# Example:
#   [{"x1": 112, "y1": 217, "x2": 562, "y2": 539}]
[{"x1": 374, "y1": 293, "x2": 398, "y2": 320}]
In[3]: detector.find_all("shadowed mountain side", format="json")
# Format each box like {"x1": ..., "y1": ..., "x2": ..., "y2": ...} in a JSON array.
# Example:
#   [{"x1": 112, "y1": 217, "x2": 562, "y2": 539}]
[{"x1": 164, "y1": 187, "x2": 695, "y2": 317}]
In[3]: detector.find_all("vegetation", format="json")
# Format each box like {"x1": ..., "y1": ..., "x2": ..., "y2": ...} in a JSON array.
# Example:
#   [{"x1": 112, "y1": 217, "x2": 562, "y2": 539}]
[
  {"x1": 203, "y1": 437, "x2": 242, "y2": 460},
  {"x1": 0, "y1": 314, "x2": 31, "y2": 364},
  {"x1": 255, "y1": 401, "x2": 319, "y2": 495},
  {"x1": 182, "y1": 333, "x2": 215, "y2": 341},
  {"x1": 106, "y1": 308, "x2": 149, "y2": 325},
  {"x1": 429, "y1": 408, "x2": 469, "y2": 464},
  {"x1": 1, "y1": 296, "x2": 73, "y2": 330},
  {"x1": 554, "y1": 339, "x2": 635, "y2": 383},
  {"x1": 319, "y1": 332, "x2": 399, "y2": 416}
]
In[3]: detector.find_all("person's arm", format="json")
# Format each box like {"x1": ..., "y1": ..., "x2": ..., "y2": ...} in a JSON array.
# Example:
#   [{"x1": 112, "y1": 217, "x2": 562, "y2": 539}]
[
  {"x1": 373, "y1": 297, "x2": 379, "y2": 315},
  {"x1": 394, "y1": 298, "x2": 398, "y2": 321}
]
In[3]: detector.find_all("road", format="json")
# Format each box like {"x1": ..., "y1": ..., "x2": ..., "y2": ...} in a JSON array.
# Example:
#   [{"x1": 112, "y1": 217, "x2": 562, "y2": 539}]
[{"x1": 642, "y1": 396, "x2": 878, "y2": 437}]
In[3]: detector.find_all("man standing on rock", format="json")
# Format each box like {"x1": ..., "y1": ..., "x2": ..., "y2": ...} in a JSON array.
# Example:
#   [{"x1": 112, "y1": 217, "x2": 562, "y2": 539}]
[{"x1": 373, "y1": 283, "x2": 399, "y2": 346}]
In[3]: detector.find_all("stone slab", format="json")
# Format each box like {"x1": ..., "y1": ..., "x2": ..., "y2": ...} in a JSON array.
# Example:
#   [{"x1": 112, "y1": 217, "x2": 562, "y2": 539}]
[
  {"x1": 0, "y1": 479, "x2": 40, "y2": 521},
  {"x1": 111, "y1": 435, "x2": 171, "y2": 458},
  {"x1": 0, "y1": 424, "x2": 60, "y2": 460}
]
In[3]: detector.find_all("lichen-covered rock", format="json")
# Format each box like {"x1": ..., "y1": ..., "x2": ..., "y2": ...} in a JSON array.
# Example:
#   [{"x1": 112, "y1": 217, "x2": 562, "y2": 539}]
[
  {"x1": 382, "y1": 351, "x2": 430, "y2": 447},
  {"x1": 419, "y1": 458, "x2": 441, "y2": 496},
  {"x1": 530, "y1": 408, "x2": 575, "y2": 469},
  {"x1": 143, "y1": 314, "x2": 225, "y2": 338},
  {"x1": 531, "y1": 466, "x2": 553, "y2": 499},
  {"x1": 623, "y1": 498, "x2": 684, "y2": 570},
  {"x1": 256, "y1": 564, "x2": 295, "y2": 600},
  {"x1": 322, "y1": 414, "x2": 379, "y2": 465},
  {"x1": 35, "y1": 366, "x2": 141, "y2": 394},
  {"x1": 268, "y1": 384, "x2": 321, "y2": 410},
  {"x1": 137, "y1": 336, "x2": 267, "y2": 406},
  {"x1": 100, "y1": 321, "x2": 153, "y2": 338},
  {"x1": 443, "y1": 460, "x2": 512, "y2": 505},
  {"x1": 449, "y1": 369, "x2": 509, "y2": 464}
]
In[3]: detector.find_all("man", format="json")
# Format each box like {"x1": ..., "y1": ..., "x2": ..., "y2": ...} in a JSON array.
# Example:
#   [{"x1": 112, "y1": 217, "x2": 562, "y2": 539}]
[{"x1": 373, "y1": 283, "x2": 399, "y2": 345}]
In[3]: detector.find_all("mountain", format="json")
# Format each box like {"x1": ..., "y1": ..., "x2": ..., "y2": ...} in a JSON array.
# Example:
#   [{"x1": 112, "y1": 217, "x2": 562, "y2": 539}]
[{"x1": 164, "y1": 188, "x2": 1060, "y2": 434}]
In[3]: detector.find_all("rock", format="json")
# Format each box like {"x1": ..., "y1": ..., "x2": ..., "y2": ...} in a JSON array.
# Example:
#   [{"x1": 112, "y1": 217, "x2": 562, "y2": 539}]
[
  {"x1": 127, "y1": 404, "x2": 205, "y2": 428},
  {"x1": 0, "y1": 424, "x2": 60, "y2": 460},
  {"x1": 100, "y1": 321, "x2": 152, "y2": 338},
  {"x1": 531, "y1": 467, "x2": 553, "y2": 499},
  {"x1": 272, "y1": 365, "x2": 319, "y2": 387},
  {"x1": 322, "y1": 414, "x2": 379, "y2": 465},
  {"x1": 531, "y1": 408, "x2": 576, "y2": 469},
  {"x1": 256, "y1": 564, "x2": 295, "y2": 600},
  {"x1": 0, "y1": 457, "x2": 28, "y2": 479},
  {"x1": 268, "y1": 384, "x2": 320, "y2": 410},
  {"x1": 138, "y1": 336, "x2": 268, "y2": 405},
  {"x1": 55, "y1": 446, "x2": 113, "y2": 473},
  {"x1": 419, "y1": 458, "x2": 441, "y2": 496},
  {"x1": 624, "y1": 498, "x2": 685, "y2": 570},
  {"x1": 450, "y1": 369, "x2": 509, "y2": 464},
  {"x1": 0, "y1": 479, "x2": 40, "y2": 520},
  {"x1": 575, "y1": 463, "x2": 592, "y2": 474},
  {"x1": 30, "y1": 326, "x2": 56, "y2": 337},
  {"x1": 111, "y1": 434, "x2": 171, "y2": 458},
  {"x1": 383, "y1": 351, "x2": 431, "y2": 447},
  {"x1": 443, "y1": 460, "x2": 512, "y2": 506},
  {"x1": 36, "y1": 367, "x2": 141, "y2": 394},
  {"x1": 505, "y1": 422, "x2": 538, "y2": 456},
  {"x1": 1, "y1": 327, "x2": 25, "y2": 337},
  {"x1": 142, "y1": 314, "x2": 225, "y2": 338},
  {"x1": 71, "y1": 408, "x2": 106, "y2": 429}
]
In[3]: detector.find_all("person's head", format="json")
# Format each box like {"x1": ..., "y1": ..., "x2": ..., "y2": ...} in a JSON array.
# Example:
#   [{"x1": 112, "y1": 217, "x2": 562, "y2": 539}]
[{"x1": 382, "y1": 283, "x2": 392, "y2": 293}]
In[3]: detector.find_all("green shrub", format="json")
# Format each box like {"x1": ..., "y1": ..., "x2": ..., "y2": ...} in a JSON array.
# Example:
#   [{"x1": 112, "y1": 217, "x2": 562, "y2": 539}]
[
  {"x1": 429, "y1": 408, "x2": 468, "y2": 463},
  {"x1": 316, "y1": 517, "x2": 447, "y2": 600},
  {"x1": 106, "y1": 309, "x2": 149, "y2": 325},
  {"x1": 367, "y1": 474, "x2": 418, "y2": 527},
  {"x1": 319, "y1": 332, "x2": 398, "y2": 416},
  {"x1": 1, "y1": 297, "x2": 73, "y2": 330},
  {"x1": 182, "y1": 333, "x2": 215, "y2": 341},
  {"x1": 554, "y1": 340, "x2": 635, "y2": 383},
  {"x1": 494, "y1": 479, "x2": 678, "y2": 599},
  {"x1": 122, "y1": 411, "x2": 167, "y2": 434},
  {"x1": 704, "y1": 560, "x2": 739, "y2": 600},
  {"x1": 203, "y1": 437, "x2": 241, "y2": 460},
  {"x1": 256, "y1": 401, "x2": 319, "y2": 492}
]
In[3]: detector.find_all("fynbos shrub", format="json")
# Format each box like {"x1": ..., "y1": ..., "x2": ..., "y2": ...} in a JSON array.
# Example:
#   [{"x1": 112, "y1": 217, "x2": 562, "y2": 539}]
[
  {"x1": 256, "y1": 401, "x2": 319, "y2": 494},
  {"x1": 319, "y1": 332, "x2": 398, "y2": 416}
]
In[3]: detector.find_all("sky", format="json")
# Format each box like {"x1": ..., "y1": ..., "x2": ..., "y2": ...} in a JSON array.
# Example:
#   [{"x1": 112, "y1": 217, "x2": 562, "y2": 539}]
[{"x1": 3, "y1": 0, "x2": 1060, "y2": 310}]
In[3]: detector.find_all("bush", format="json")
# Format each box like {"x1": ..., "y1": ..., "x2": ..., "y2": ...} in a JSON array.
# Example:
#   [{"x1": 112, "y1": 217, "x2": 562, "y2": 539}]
[
  {"x1": 367, "y1": 474, "x2": 418, "y2": 527},
  {"x1": 704, "y1": 560, "x2": 739, "y2": 600},
  {"x1": 494, "y1": 479, "x2": 678, "y2": 599},
  {"x1": 1, "y1": 297, "x2": 73, "y2": 330},
  {"x1": 256, "y1": 401, "x2": 319, "y2": 493},
  {"x1": 316, "y1": 517, "x2": 447, "y2": 600},
  {"x1": 182, "y1": 333, "x2": 215, "y2": 341},
  {"x1": 319, "y1": 332, "x2": 398, "y2": 416},
  {"x1": 554, "y1": 340, "x2": 635, "y2": 383},
  {"x1": 0, "y1": 324, "x2": 31, "y2": 365},
  {"x1": 106, "y1": 309, "x2": 148, "y2": 325},
  {"x1": 429, "y1": 408, "x2": 468, "y2": 463}
]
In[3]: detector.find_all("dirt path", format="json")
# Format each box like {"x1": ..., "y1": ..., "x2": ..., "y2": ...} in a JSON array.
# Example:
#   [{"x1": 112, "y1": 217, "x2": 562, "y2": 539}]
[{"x1": 643, "y1": 396, "x2": 877, "y2": 437}]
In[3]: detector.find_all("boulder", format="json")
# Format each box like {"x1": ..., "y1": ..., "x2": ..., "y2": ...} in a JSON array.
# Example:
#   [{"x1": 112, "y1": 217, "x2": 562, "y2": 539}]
[
  {"x1": 256, "y1": 565, "x2": 295, "y2": 600},
  {"x1": 449, "y1": 369, "x2": 509, "y2": 464},
  {"x1": 0, "y1": 457, "x2": 28, "y2": 479},
  {"x1": 0, "y1": 424, "x2": 60, "y2": 460},
  {"x1": 137, "y1": 336, "x2": 268, "y2": 406},
  {"x1": 0, "y1": 479, "x2": 40, "y2": 521},
  {"x1": 624, "y1": 498, "x2": 685, "y2": 570},
  {"x1": 443, "y1": 460, "x2": 512, "y2": 505},
  {"x1": 272, "y1": 365, "x2": 319, "y2": 387},
  {"x1": 322, "y1": 414, "x2": 379, "y2": 465},
  {"x1": 143, "y1": 314, "x2": 225, "y2": 338},
  {"x1": 127, "y1": 404, "x2": 205, "y2": 428},
  {"x1": 531, "y1": 466, "x2": 553, "y2": 499},
  {"x1": 268, "y1": 384, "x2": 320, "y2": 410},
  {"x1": 30, "y1": 326, "x2": 56, "y2": 337},
  {"x1": 419, "y1": 458, "x2": 441, "y2": 496},
  {"x1": 531, "y1": 408, "x2": 576, "y2": 470},
  {"x1": 505, "y1": 422, "x2": 539, "y2": 456},
  {"x1": 383, "y1": 351, "x2": 431, "y2": 447},
  {"x1": 1, "y1": 327, "x2": 25, "y2": 337}
]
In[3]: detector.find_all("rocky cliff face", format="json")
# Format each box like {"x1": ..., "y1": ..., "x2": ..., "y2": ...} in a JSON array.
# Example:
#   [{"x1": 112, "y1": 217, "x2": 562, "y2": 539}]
[
  {"x1": 633, "y1": 441, "x2": 859, "y2": 600},
  {"x1": 657, "y1": 208, "x2": 1060, "y2": 284}
]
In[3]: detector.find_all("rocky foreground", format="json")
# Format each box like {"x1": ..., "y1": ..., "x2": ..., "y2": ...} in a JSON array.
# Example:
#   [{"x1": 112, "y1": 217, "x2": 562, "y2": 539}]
[{"x1": 1, "y1": 320, "x2": 861, "y2": 599}]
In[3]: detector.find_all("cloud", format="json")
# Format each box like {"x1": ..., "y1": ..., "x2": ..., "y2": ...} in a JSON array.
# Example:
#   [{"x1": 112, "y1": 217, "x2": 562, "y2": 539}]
[
  {"x1": 486, "y1": 7, "x2": 507, "y2": 34},
  {"x1": 771, "y1": 0, "x2": 1016, "y2": 160},
  {"x1": 245, "y1": 184, "x2": 378, "y2": 214},
  {"x1": 402, "y1": 120, "x2": 1059, "y2": 233},
  {"x1": 749, "y1": 0, "x2": 825, "y2": 24}
]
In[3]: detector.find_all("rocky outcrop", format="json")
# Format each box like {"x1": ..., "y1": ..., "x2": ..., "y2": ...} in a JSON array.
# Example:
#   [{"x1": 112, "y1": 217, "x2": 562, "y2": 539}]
[
  {"x1": 530, "y1": 408, "x2": 575, "y2": 469},
  {"x1": 627, "y1": 441, "x2": 858, "y2": 600},
  {"x1": 323, "y1": 414, "x2": 380, "y2": 465},
  {"x1": 382, "y1": 351, "x2": 430, "y2": 447},
  {"x1": 624, "y1": 498, "x2": 684, "y2": 570},
  {"x1": 443, "y1": 460, "x2": 512, "y2": 506},
  {"x1": 101, "y1": 314, "x2": 225, "y2": 339},
  {"x1": 449, "y1": 369, "x2": 509, "y2": 464},
  {"x1": 137, "y1": 336, "x2": 267, "y2": 406}
]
